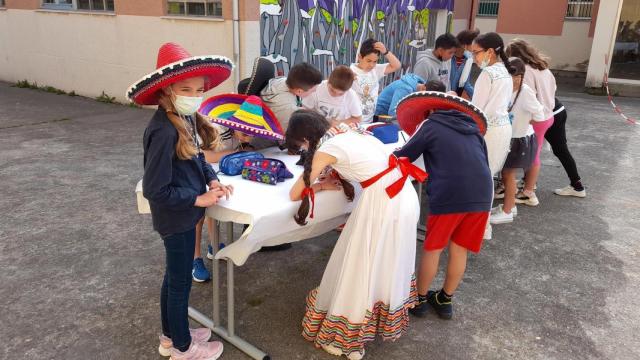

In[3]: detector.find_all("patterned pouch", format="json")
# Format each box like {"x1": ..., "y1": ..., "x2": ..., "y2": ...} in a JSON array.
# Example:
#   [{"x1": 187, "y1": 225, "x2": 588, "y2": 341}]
[{"x1": 241, "y1": 158, "x2": 294, "y2": 185}]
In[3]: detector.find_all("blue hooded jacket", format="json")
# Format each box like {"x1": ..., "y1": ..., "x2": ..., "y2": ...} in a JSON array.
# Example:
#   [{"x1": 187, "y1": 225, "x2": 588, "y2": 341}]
[
  {"x1": 450, "y1": 51, "x2": 475, "y2": 97},
  {"x1": 375, "y1": 74, "x2": 425, "y2": 117},
  {"x1": 394, "y1": 110, "x2": 492, "y2": 215}
]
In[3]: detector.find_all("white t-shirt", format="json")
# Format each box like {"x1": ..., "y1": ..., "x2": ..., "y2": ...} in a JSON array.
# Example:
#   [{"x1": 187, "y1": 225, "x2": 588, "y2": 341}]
[
  {"x1": 302, "y1": 80, "x2": 363, "y2": 121},
  {"x1": 510, "y1": 84, "x2": 546, "y2": 138},
  {"x1": 212, "y1": 124, "x2": 239, "y2": 151},
  {"x1": 350, "y1": 63, "x2": 387, "y2": 124},
  {"x1": 523, "y1": 65, "x2": 557, "y2": 120},
  {"x1": 471, "y1": 63, "x2": 513, "y2": 127}
]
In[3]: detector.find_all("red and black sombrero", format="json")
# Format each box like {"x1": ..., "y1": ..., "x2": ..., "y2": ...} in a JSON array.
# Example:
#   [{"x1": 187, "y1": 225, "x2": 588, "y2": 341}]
[
  {"x1": 396, "y1": 91, "x2": 488, "y2": 136},
  {"x1": 126, "y1": 42, "x2": 233, "y2": 106}
]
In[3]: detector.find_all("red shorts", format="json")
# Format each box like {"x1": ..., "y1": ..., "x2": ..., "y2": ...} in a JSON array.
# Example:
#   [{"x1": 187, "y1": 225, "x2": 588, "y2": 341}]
[{"x1": 424, "y1": 212, "x2": 489, "y2": 253}]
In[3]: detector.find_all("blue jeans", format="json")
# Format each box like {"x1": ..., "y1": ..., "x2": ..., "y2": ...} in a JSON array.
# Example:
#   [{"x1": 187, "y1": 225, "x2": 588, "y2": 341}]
[{"x1": 160, "y1": 228, "x2": 196, "y2": 352}]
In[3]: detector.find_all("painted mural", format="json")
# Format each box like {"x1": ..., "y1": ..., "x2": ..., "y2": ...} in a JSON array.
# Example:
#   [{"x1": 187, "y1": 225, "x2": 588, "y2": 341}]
[{"x1": 260, "y1": 0, "x2": 454, "y2": 85}]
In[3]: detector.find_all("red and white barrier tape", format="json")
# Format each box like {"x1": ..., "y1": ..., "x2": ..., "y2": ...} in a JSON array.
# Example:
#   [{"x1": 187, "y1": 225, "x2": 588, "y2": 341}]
[{"x1": 603, "y1": 54, "x2": 638, "y2": 125}]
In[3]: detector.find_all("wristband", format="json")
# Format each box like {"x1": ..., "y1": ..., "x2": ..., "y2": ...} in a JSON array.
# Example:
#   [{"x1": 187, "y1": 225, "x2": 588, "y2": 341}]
[{"x1": 383, "y1": 50, "x2": 390, "y2": 56}]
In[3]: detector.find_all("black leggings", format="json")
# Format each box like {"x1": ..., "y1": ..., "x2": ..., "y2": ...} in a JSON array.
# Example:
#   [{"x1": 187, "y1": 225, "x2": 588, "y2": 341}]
[{"x1": 544, "y1": 108, "x2": 582, "y2": 187}]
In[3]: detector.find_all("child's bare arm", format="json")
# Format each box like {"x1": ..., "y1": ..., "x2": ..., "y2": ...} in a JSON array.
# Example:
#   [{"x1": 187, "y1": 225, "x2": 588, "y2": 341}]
[{"x1": 375, "y1": 42, "x2": 401, "y2": 74}]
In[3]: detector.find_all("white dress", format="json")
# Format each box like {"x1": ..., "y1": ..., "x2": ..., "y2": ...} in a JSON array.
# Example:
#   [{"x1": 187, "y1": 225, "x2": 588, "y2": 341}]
[
  {"x1": 471, "y1": 62, "x2": 513, "y2": 175},
  {"x1": 301, "y1": 131, "x2": 420, "y2": 358}
]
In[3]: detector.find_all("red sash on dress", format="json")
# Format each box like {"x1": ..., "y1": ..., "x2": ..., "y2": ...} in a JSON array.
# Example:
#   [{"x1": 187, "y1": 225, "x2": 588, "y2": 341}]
[{"x1": 360, "y1": 155, "x2": 428, "y2": 199}]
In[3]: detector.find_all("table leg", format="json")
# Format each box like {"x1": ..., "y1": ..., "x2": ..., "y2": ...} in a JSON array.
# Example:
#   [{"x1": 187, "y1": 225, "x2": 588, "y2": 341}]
[
  {"x1": 226, "y1": 222, "x2": 235, "y2": 337},
  {"x1": 212, "y1": 220, "x2": 220, "y2": 326},
  {"x1": 188, "y1": 220, "x2": 270, "y2": 360}
]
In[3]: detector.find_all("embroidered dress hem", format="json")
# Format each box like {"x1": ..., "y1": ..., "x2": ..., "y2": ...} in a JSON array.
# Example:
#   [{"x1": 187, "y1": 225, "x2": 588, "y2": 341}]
[{"x1": 301, "y1": 278, "x2": 418, "y2": 357}]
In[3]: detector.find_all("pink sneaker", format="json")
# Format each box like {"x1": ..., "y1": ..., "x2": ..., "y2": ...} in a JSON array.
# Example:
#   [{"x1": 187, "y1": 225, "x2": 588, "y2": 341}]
[
  {"x1": 170, "y1": 340, "x2": 223, "y2": 360},
  {"x1": 158, "y1": 328, "x2": 212, "y2": 357}
]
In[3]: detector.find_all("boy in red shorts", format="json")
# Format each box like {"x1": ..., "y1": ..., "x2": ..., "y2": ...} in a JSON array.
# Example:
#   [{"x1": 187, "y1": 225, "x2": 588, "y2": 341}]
[{"x1": 393, "y1": 89, "x2": 493, "y2": 319}]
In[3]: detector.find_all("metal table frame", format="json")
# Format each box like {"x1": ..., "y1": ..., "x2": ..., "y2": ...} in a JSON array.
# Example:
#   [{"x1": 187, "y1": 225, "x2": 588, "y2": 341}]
[
  {"x1": 188, "y1": 221, "x2": 270, "y2": 360},
  {"x1": 186, "y1": 181, "x2": 426, "y2": 360}
]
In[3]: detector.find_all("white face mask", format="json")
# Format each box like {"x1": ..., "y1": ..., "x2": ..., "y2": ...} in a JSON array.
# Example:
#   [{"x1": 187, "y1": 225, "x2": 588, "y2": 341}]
[
  {"x1": 478, "y1": 52, "x2": 490, "y2": 69},
  {"x1": 173, "y1": 94, "x2": 203, "y2": 116}
]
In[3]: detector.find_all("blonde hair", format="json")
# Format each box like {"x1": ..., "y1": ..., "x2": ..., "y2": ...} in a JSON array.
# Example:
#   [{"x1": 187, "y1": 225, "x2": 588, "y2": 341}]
[
  {"x1": 505, "y1": 39, "x2": 550, "y2": 71},
  {"x1": 157, "y1": 93, "x2": 220, "y2": 160}
]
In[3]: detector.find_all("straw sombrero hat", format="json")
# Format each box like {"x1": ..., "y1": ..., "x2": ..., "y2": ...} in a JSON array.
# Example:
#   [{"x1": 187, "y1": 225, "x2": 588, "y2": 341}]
[
  {"x1": 396, "y1": 91, "x2": 488, "y2": 136},
  {"x1": 200, "y1": 94, "x2": 284, "y2": 141},
  {"x1": 126, "y1": 42, "x2": 233, "y2": 105}
]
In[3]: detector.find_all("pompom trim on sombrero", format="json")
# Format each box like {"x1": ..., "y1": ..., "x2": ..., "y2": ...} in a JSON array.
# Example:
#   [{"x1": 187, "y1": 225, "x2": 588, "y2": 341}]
[
  {"x1": 200, "y1": 94, "x2": 285, "y2": 141},
  {"x1": 126, "y1": 43, "x2": 233, "y2": 106},
  {"x1": 396, "y1": 91, "x2": 488, "y2": 136}
]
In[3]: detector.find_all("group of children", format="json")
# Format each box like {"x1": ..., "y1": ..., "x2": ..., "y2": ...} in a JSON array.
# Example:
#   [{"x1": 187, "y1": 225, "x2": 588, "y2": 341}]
[{"x1": 131, "y1": 27, "x2": 586, "y2": 359}]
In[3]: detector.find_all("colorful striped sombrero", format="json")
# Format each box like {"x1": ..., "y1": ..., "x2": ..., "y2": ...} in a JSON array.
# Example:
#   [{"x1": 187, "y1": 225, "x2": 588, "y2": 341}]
[
  {"x1": 200, "y1": 94, "x2": 284, "y2": 141},
  {"x1": 126, "y1": 42, "x2": 233, "y2": 106},
  {"x1": 396, "y1": 91, "x2": 488, "y2": 136}
]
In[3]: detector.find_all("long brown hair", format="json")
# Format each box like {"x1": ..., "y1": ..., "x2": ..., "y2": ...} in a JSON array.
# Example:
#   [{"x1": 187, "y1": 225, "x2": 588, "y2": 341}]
[
  {"x1": 286, "y1": 110, "x2": 355, "y2": 226},
  {"x1": 157, "y1": 93, "x2": 220, "y2": 160},
  {"x1": 508, "y1": 57, "x2": 526, "y2": 112},
  {"x1": 505, "y1": 38, "x2": 550, "y2": 71}
]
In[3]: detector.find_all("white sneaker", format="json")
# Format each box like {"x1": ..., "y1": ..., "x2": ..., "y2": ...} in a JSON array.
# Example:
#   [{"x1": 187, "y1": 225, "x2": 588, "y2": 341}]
[
  {"x1": 517, "y1": 179, "x2": 537, "y2": 191},
  {"x1": 490, "y1": 205, "x2": 514, "y2": 224},
  {"x1": 170, "y1": 340, "x2": 223, "y2": 360},
  {"x1": 554, "y1": 185, "x2": 586, "y2": 198},
  {"x1": 515, "y1": 190, "x2": 539, "y2": 206},
  {"x1": 492, "y1": 205, "x2": 517, "y2": 217}
]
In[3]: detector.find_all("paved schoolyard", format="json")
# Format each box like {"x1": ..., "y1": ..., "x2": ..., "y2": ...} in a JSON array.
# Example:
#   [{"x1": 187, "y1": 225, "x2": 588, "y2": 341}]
[{"x1": 0, "y1": 80, "x2": 639, "y2": 360}]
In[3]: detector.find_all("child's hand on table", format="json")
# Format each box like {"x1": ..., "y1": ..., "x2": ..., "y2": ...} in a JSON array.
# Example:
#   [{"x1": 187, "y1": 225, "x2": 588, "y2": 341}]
[{"x1": 208, "y1": 180, "x2": 234, "y2": 200}]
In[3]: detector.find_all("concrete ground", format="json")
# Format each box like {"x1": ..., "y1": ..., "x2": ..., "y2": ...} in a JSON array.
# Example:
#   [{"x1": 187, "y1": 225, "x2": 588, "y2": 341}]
[{"x1": 1, "y1": 80, "x2": 639, "y2": 360}]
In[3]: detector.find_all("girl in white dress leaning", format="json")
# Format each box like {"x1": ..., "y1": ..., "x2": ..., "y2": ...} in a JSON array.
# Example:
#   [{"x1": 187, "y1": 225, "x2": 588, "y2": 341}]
[{"x1": 287, "y1": 110, "x2": 424, "y2": 359}]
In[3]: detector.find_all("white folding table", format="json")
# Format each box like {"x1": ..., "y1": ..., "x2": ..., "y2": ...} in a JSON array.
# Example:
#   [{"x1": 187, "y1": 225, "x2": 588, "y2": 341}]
[{"x1": 136, "y1": 134, "x2": 425, "y2": 360}]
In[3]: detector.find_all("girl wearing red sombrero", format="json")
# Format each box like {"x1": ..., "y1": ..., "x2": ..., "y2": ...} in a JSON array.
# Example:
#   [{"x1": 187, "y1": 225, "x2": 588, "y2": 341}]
[
  {"x1": 129, "y1": 42, "x2": 233, "y2": 360},
  {"x1": 394, "y1": 90, "x2": 493, "y2": 321}
]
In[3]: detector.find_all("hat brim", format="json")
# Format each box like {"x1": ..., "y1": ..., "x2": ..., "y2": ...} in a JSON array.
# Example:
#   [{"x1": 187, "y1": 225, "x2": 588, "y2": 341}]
[
  {"x1": 238, "y1": 57, "x2": 275, "y2": 96},
  {"x1": 396, "y1": 91, "x2": 488, "y2": 136},
  {"x1": 200, "y1": 94, "x2": 284, "y2": 142},
  {"x1": 126, "y1": 56, "x2": 233, "y2": 106}
]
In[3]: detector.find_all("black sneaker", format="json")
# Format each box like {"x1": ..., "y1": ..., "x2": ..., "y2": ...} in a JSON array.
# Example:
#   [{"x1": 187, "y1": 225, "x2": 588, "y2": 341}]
[
  {"x1": 409, "y1": 290, "x2": 434, "y2": 317},
  {"x1": 427, "y1": 291, "x2": 453, "y2": 320}
]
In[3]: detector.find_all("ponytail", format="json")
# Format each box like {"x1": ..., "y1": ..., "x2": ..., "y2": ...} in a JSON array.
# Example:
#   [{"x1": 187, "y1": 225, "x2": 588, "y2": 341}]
[
  {"x1": 474, "y1": 32, "x2": 515, "y2": 74},
  {"x1": 497, "y1": 46, "x2": 516, "y2": 75},
  {"x1": 294, "y1": 138, "x2": 318, "y2": 225},
  {"x1": 286, "y1": 109, "x2": 355, "y2": 226}
]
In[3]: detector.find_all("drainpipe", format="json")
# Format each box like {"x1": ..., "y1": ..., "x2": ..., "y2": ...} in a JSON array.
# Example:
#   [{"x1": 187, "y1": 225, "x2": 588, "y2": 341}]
[
  {"x1": 232, "y1": 0, "x2": 241, "y2": 88},
  {"x1": 468, "y1": 0, "x2": 475, "y2": 30}
]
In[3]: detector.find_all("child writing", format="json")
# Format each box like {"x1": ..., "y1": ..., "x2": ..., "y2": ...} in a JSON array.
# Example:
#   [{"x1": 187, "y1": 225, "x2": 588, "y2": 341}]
[
  {"x1": 393, "y1": 92, "x2": 493, "y2": 320},
  {"x1": 130, "y1": 42, "x2": 232, "y2": 359},
  {"x1": 303, "y1": 65, "x2": 363, "y2": 125},
  {"x1": 350, "y1": 38, "x2": 401, "y2": 123},
  {"x1": 289, "y1": 110, "x2": 421, "y2": 360},
  {"x1": 491, "y1": 58, "x2": 545, "y2": 224}
]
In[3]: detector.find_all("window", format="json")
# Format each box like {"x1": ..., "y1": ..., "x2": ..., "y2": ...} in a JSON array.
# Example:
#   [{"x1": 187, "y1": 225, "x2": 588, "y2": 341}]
[
  {"x1": 168, "y1": 0, "x2": 222, "y2": 18},
  {"x1": 477, "y1": 0, "x2": 500, "y2": 17},
  {"x1": 566, "y1": 0, "x2": 594, "y2": 19},
  {"x1": 42, "y1": 0, "x2": 114, "y2": 12}
]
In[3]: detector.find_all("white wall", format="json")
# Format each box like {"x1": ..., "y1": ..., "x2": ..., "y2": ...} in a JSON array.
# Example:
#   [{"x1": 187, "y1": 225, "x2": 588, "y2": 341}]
[
  {"x1": 586, "y1": 0, "x2": 624, "y2": 86},
  {"x1": 0, "y1": 9, "x2": 260, "y2": 102},
  {"x1": 470, "y1": 17, "x2": 594, "y2": 72},
  {"x1": 452, "y1": 19, "x2": 469, "y2": 35}
]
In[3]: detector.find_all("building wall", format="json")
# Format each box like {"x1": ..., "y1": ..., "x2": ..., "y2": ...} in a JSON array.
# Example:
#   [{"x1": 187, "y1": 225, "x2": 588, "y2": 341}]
[
  {"x1": 0, "y1": 3, "x2": 260, "y2": 103},
  {"x1": 586, "y1": 0, "x2": 624, "y2": 87},
  {"x1": 496, "y1": 0, "x2": 568, "y2": 36},
  {"x1": 471, "y1": 17, "x2": 593, "y2": 72}
]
